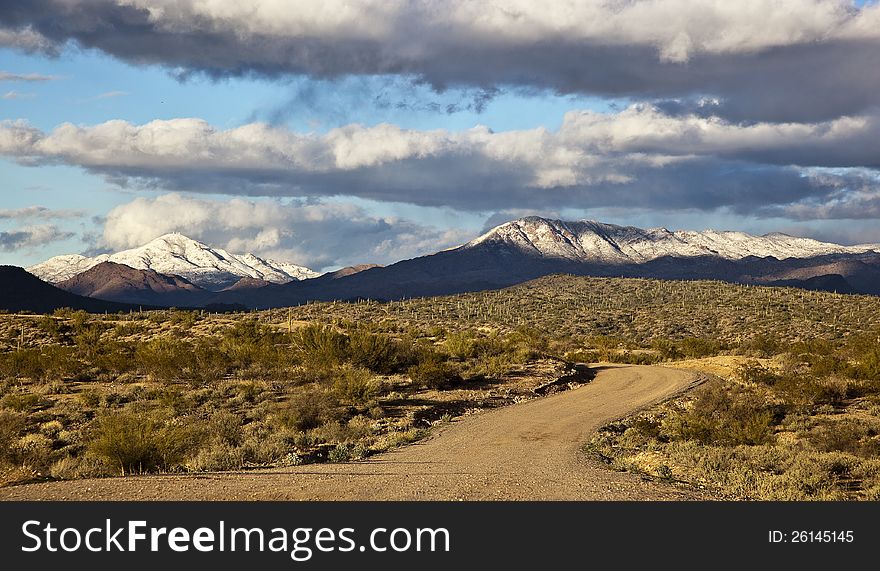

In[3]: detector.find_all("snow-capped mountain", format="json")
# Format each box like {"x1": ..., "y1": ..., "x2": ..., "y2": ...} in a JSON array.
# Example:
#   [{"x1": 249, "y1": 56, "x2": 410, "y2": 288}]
[
  {"x1": 27, "y1": 233, "x2": 319, "y2": 290},
  {"x1": 465, "y1": 217, "x2": 880, "y2": 263}
]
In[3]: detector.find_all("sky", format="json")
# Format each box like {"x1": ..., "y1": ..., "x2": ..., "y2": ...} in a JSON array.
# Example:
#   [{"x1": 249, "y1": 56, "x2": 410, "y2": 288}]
[{"x1": 2, "y1": 0, "x2": 880, "y2": 272}]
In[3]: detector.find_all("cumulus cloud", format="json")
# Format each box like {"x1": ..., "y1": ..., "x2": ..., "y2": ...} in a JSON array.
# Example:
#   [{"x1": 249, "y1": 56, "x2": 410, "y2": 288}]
[
  {"x1": 0, "y1": 224, "x2": 74, "y2": 252},
  {"x1": 1, "y1": 1, "x2": 879, "y2": 121},
  {"x1": 100, "y1": 193, "x2": 474, "y2": 270},
  {"x1": 1, "y1": 106, "x2": 878, "y2": 215}
]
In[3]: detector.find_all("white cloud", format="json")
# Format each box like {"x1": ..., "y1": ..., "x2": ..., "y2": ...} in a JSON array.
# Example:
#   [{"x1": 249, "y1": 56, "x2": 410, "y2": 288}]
[
  {"x1": 1, "y1": 107, "x2": 878, "y2": 216},
  {"x1": 101, "y1": 193, "x2": 474, "y2": 270}
]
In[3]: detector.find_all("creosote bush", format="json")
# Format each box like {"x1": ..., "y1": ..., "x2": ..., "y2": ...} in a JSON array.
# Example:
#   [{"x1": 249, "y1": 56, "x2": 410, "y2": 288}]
[
  {"x1": 88, "y1": 409, "x2": 202, "y2": 475},
  {"x1": 274, "y1": 386, "x2": 340, "y2": 432},
  {"x1": 664, "y1": 381, "x2": 775, "y2": 446}
]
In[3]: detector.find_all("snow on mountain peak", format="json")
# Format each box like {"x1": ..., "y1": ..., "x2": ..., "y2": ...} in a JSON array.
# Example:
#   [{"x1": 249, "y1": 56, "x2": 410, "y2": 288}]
[
  {"x1": 27, "y1": 234, "x2": 319, "y2": 290},
  {"x1": 465, "y1": 217, "x2": 879, "y2": 263}
]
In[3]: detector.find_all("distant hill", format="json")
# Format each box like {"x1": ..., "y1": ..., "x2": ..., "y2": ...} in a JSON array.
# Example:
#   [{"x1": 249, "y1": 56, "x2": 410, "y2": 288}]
[
  {"x1": 764, "y1": 274, "x2": 857, "y2": 294},
  {"x1": 56, "y1": 261, "x2": 211, "y2": 306},
  {"x1": 0, "y1": 266, "x2": 145, "y2": 313}
]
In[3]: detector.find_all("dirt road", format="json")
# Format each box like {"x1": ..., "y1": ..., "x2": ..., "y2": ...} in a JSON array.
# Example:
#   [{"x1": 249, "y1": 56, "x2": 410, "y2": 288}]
[{"x1": 0, "y1": 364, "x2": 705, "y2": 500}]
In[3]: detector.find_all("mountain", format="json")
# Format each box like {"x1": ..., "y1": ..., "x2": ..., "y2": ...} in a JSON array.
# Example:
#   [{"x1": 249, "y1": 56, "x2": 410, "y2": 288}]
[
  {"x1": 27, "y1": 233, "x2": 319, "y2": 291},
  {"x1": 210, "y1": 217, "x2": 880, "y2": 308},
  {"x1": 56, "y1": 261, "x2": 211, "y2": 307},
  {"x1": 466, "y1": 218, "x2": 880, "y2": 263},
  {"x1": 0, "y1": 266, "x2": 146, "y2": 313}
]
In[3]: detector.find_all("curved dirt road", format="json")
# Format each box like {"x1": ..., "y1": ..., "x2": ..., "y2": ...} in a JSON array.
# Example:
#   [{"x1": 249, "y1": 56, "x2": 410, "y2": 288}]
[{"x1": 0, "y1": 364, "x2": 705, "y2": 501}]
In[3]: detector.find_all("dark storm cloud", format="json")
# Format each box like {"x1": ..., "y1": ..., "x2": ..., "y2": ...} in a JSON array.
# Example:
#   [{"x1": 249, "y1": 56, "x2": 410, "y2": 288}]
[{"x1": 2, "y1": 1, "x2": 880, "y2": 122}]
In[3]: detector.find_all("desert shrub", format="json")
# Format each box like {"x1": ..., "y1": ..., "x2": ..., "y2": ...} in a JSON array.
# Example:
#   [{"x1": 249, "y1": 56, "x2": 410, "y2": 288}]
[
  {"x1": 10, "y1": 433, "x2": 54, "y2": 470},
  {"x1": 274, "y1": 387, "x2": 339, "y2": 432},
  {"x1": 347, "y1": 329, "x2": 403, "y2": 373},
  {"x1": 77, "y1": 389, "x2": 102, "y2": 408},
  {"x1": 112, "y1": 321, "x2": 148, "y2": 338},
  {"x1": 168, "y1": 310, "x2": 200, "y2": 329},
  {"x1": 444, "y1": 331, "x2": 478, "y2": 360},
  {"x1": 745, "y1": 334, "x2": 781, "y2": 357},
  {"x1": 328, "y1": 443, "x2": 352, "y2": 463},
  {"x1": 48, "y1": 455, "x2": 109, "y2": 480},
  {"x1": 135, "y1": 337, "x2": 192, "y2": 382},
  {"x1": 664, "y1": 381, "x2": 775, "y2": 446},
  {"x1": 192, "y1": 340, "x2": 230, "y2": 382},
  {"x1": 331, "y1": 365, "x2": 378, "y2": 405},
  {"x1": 408, "y1": 359, "x2": 459, "y2": 389},
  {"x1": 853, "y1": 347, "x2": 880, "y2": 382},
  {"x1": 293, "y1": 324, "x2": 348, "y2": 366},
  {"x1": 207, "y1": 410, "x2": 244, "y2": 446},
  {"x1": 774, "y1": 374, "x2": 851, "y2": 409},
  {"x1": 504, "y1": 327, "x2": 548, "y2": 357},
  {"x1": 474, "y1": 353, "x2": 517, "y2": 378},
  {"x1": 737, "y1": 362, "x2": 780, "y2": 386},
  {"x1": 679, "y1": 337, "x2": 722, "y2": 359},
  {"x1": 652, "y1": 338, "x2": 683, "y2": 360},
  {"x1": 0, "y1": 410, "x2": 26, "y2": 462},
  {"x1": 73, "y1": 324, "x2": 105, "y2": 359},
  {"x1": 36, "y1": 315, "x2": 61, "y2": 340},
  {"x1": 218, "y1": 319, "x2": 293, "y2": 377},
  {"x1": 88, "y1": 410, "x2": 202, "y2": 475},
  {"x1": 630, "y1": 416, "x2": 663, "y2": 440},
  {"x1": 564, "y1": 350, "x2": 602, "y2": 363},
  {"x1": 807, "y1": 420, "x2": 880, "y2": 457},
  {"x1": 68, "y1": 310, "x2": 91, "y2": 332},
  {"x1": 1, "y1": 392, "x2": 44, "y2": 412},
  {"x1": 0, "y1": 346, "x2": 80, "y2": 382}
]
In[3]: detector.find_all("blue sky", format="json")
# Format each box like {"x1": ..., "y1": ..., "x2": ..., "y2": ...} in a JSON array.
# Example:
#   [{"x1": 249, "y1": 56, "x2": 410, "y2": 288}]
[{"x1": 2, "y1": 1, "x2": 880, "y2": 271}]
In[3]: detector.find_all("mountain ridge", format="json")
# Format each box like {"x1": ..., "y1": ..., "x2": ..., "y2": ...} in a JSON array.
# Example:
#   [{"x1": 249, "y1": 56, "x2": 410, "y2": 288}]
[
  {"x1": 465, "y1": 217, "x2": 880, "y2": 264},
  {"x1": 27, "y1": 233, "x2": 319, "y2": 290}
]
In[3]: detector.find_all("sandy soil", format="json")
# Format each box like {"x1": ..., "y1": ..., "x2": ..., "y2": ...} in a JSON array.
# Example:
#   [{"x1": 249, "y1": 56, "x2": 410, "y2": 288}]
[{"x1": 0, "y1": 364, "x2": 706, "y2": 501}]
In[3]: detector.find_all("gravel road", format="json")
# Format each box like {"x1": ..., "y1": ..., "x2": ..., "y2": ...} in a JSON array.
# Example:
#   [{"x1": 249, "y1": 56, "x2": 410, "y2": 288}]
[{"x1": 0, "y1": 364, "x2": 705, "y2": 500}]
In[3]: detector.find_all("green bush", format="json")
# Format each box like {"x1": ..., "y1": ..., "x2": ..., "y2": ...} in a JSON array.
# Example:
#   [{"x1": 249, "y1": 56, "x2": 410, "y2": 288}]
[
  {"x1": 408, "y1": 359, "x2": 459, "y2": 389},
  {"x1": 0, "y1": 346, "x2": 81, "y2": 382},
  {"x1": 135, "y1": 337, "x2": 198, "y2": 383},
  {"x1": 331, "y1": 366, "x2": 378, "y2": 405},
  {"x1": 0, "y1": 410, "x2": 26, "y2": 462},
  {"x1": 88, "y1": 410, "x2": 202, "y2": 475},
  {"x1": 443, "y1": 331, "x2": 478, "y2": 360},
  {"x1": 774, "y1": 374, "x2": 850, "y2": 409},
  {"x1": 807, "y1": 420, "x2": 880, "y2": 457},
  {"x1": 679, "y1": 337, "x2": 722, "y2": 359},
  {"x1": 348, "y1": 329, "x2": 404, "y2": 373},
  {"x1": 274, "y1": 387, "x2": 339, "y2": 432},
  {"x1": 664, "y1": 381, "x2": 775, "y2": 446},
  {"x1": 1, "y1": 392, "x2": 44, "y2": 412},
  {"x1": 293, "y1": 324, "x2": 348, "y2": 366},
  {"x1": 737, "y1": 362, "x2": 780, "y2": 386},
  {"x1": 652, "y1": 339, "x2": 683, "y2": 360}
]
